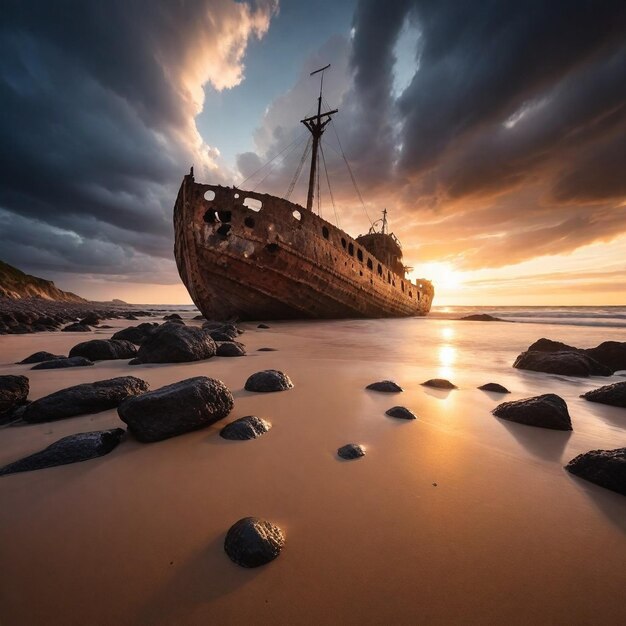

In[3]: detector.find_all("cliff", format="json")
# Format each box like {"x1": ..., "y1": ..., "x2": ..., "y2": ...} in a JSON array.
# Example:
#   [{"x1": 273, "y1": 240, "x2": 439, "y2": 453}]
[{"x1": 0, "y1": 260, "x2": 86, "y2": 302}]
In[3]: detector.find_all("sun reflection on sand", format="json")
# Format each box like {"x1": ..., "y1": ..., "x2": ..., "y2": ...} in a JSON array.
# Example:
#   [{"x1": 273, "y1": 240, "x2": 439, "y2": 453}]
[
  {"x1": 441, "y1": 326, "x2": 455, "y2": 341},
  {"x1": 438, "y1": 344, "x2": 457, "y2": 379}
]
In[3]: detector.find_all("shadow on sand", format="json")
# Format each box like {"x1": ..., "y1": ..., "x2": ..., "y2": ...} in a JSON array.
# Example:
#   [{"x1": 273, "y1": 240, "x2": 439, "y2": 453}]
[{"x1": 496, "y1": 418, "x2": 572, "y2": 462}]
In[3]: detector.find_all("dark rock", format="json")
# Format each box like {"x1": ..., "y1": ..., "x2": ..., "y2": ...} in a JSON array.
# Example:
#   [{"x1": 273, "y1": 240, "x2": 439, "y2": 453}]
[
  {"x1": 581, "y1": 381, "x2": 626, "y2": 408},
  {"x1": 31, "y1": 356, "x2": 94, "y2": 370},
  {"x1": 133, "y1": 323, "x2": 216, "y2": 363},
  {"x1": 220, "y1": 416, "x2": 271, "y2": 440},
  {"x1": 193, "y1": 314, "x2": 205, "y2": 320},
  {"x1": 17, "y1": 351, "x2": 65, "y2": 364},
  {"x1": 258, "y1": 347, "x2": 277, "y2": 352},
  {"x1": 22, "y1": 376, "x2": 149, "y2": 423},
  {"x1": 166, "y1": 318, "x2": 186, "y2": 325},
  {"x1": 244, "y1": 370, "x2": 293, "y2": 392},
  {"x1": 527, "y1": 338, "x2": 578, "y2": 353},
  {"x1": 422, "y1": 378, "x2": 457, "y2": 389},
  {"x1": 69, "y1": 339, "x2": 137, "y2": 361},
  {"x1": 0, "y1": 429, "x2": 125, "y2": 476},
  {"x1": 493, "y1": 393, "x2": 572, "y2": 430},
  {"x1": 125, "y1": 313, "x2": 139, "y2": 320},
  {"x1": 459, "y1": 313, "x2": 503, "y2": 322},
  {"x1": 202, "y1": 320, "x2": 225, "y2": 331},
  {"x1": 112, "y1": 322, "x2": 159, "y2": 345},
  {"x1": 257, "y1": 323, "x2": 270, "y2": 329},
  {"x1": 204, "y1": 323, "x2": 239, "y2": 340},
  {"x1": 210, "y1": 331, "x2": 237, "y2": 342},
  {"x1": 337, "y1": 443, "x2": 365, "y2": 460},
  {"x1": 366, "y1": 380, "x2": 403, "y2": 393},
  {"x1": 565, "y1": 448, "x2": 626, "y2": 496},
  {"x1": 513, "y1": 350, "x2": 611, "y2": 377},
  {"x1": 478, "y1": 383, "x2": 510, "y2": 393},
  {"x1": 216, "y1": 341, "x2": 246, "y2": 357},
  {"x1": 79, "y1": 313, "x2": 101, "y2": 327},
  {"x1": 224, "y1": 517, "x2": 285, "y2": 568},
  {"x1": 0, "y1": 375, "x2": 29, "y2": 419},
  {"x1": 585, "y1": 341, "x2": 626, "y2": 373},
  {"x1": 62, "y1": 323, "x2": 92, "y2": 332},
  {"x1": 163, "y1": 313, "x2": 182, "y2": 321},
  {"x1": 385, "y1": 406, "x2": 417, "y2": 420},
  {"x1": 118, "y1": 376, "x2": 234, "y2": 442}
]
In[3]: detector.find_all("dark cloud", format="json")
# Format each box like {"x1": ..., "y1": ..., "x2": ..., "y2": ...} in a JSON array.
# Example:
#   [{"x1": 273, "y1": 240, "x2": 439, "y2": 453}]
[{"x1": 0, "y1": 0, "x2": 275, "y2": 290}]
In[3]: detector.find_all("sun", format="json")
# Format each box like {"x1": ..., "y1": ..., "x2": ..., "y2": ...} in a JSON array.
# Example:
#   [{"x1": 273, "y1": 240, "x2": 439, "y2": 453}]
[{"x1": 411, "y1": 262, "x2": 464, "y2": 290}]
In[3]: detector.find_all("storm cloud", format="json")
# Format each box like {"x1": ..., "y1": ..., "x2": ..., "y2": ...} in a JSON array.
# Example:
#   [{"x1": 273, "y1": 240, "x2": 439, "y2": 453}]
[{"x1": 0, "y1": 0, "x2": 275, "y2": 290}]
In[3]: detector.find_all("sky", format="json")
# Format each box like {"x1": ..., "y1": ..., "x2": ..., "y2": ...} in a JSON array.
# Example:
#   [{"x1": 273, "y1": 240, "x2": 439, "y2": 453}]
[{"x1": 1, "y1": 0, "x2": 625, "y2": 306}]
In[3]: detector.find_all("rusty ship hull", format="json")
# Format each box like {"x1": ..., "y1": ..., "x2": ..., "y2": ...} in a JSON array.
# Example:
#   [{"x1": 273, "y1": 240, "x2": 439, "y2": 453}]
[{"x1": 174, "y1": 173, "x2": 434, "y2": 320}]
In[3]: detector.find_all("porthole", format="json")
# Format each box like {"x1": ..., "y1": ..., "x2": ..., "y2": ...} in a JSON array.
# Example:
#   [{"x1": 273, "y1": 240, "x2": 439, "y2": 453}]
[
  {"x1": 348, "y1": 243, "x2": 354, "y2": 256},
  {"x1": 322, "y1": 226, "x2": 329, "y2": 239},
  {"x1": 243, "y1": 197, "x2": 262, "y2": 211},
  {"x1": 293, "y1": 210, "x2": 302, "y2": 221},
  {"x1": 244, "y1": 216, "x2": 255, "y2": 228},
  {"x1": 341, "y1": 237, "x2": 347, "y2": 249},
  {"x1": 204, "y1": 190, "x2": 216, "y2": 201},
  {"x1": 367, "y1": 258, "x2": 373, "y2": 270},
  {"x1": 357, "y1": 249, "x2": 363, "y2": 262},
  {"x1": 377, "y1": 263, "x2": 382, "y2": 276}
]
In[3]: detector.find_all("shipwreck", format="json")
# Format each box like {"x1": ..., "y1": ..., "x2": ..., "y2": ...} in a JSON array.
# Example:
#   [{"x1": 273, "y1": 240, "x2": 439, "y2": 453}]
[{"x1": 174, "y1": 65, "x2": 434, "y2": 320}]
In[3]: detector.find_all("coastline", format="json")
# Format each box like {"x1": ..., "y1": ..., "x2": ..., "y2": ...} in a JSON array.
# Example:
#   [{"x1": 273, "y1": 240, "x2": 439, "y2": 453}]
[{"x1": 0, "y1": 314, "x2": 624, "y2": 625}]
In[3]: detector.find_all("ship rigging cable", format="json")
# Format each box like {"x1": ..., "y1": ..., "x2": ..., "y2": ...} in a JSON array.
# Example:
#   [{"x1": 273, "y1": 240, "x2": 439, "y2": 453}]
[
  {"x1": 285, "y1": 136, "x2": 312, "y2": 200},
  {"x1": 251, "y1": 134, "x2": 309, "y2": 193},
  {"x1": 319, "y1": 141, "x2": 339, "y2": 227}
]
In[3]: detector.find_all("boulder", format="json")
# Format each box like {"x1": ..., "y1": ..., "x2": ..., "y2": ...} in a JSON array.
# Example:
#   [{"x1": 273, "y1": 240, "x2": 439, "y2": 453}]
[
  {"x1": 111, "y1": 322, "x2": 159, "y2": 345},
  {"x1": 224, "y1": 517, "x2": 285, "y2": 568},
  {"x1": 337, "y1": 443, "x2": 365, "y2": 460},
  {"x1": 513, "y1": 350, "x2": 611, "y2": 377},
  {"x1": 62, "y1": 322, "x2": 91, "y2": 332},
  {"x1": 79, "y1": 313, "x2": 101, "y2": 327},
  {"x1": 31, "y1": 356, "x2": 94, "y2": 370},
  {"x1": 580, "y1": 381, "x2": 626, "y2": 408},
  {"x1": 478, "y1": 383, "x2": 510, "y2": 393},
  {"x1": 17, "y1": 351, "x2": 65, "y2": 364},
  {"x1": 22, "y1": 376, "x2": 149, "y2": 423},
  {"x1": 585, "y1": 341, "x2": 626, "y2": 373},
  {"x1": 565, "y1": 448, "x2": 626, "y2": 496},
  {"x1": 422, "y1": 378, "x2": 457, "y2": 389},
  {"x1": 257, "y1": 323, "x2": 270, "y2": 329},
  {"x1": 0, "y1": 375, "x2": 29, "y2": 420},
  {"x1": 163, "y1": 313, "x2": 182, "y2": 321},
  {"x1": 366, "y1": 380, "x2": 403, "y2": 393},
  {"x1": 220, "y1": 416, "x2": 271, "y2": 440},
  {"x1": 216, "y1": 341, "x2": 246, "y2": 357},
  {"x1": 118, "y1": 376, "x2": 234, "y2": 442},
  {"x1": 133, "y1": 323, "x2": 216, "y2": 364},
  {"x1": 385, "y1": 406, "x2": 417, "y2": 420},
  {"x1": 527, "y1": 338, "x2": 578, "y2": 353},
  {"x1": 245, "y1": 370, "x2": 293, "y2": 392},
  {"x1": 257, "y1": 347, "x2": 277, "y2": 352},
  {"x1": 193, "y1": 314, "x2": 205, "y2": 320},
  {"x1": 125, "y1": 313, "x2": 139, "y2": 320},
  {"x1": 459, "y1": 314, "x2": 503, "y2": 322},
  {"x1": 0, "y1": 429, "x2": 125, "y2": 476},
  {"x1": 493, "y1": 393, "x2": 572, "y2": 430},
  {"x1": 69, "y1": 339, "x2": 137, "y2": 361}
]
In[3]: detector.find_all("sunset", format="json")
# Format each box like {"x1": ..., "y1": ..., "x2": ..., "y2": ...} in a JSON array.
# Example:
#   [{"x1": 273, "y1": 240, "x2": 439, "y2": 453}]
[{"x1": 1, "y1": 2, "x2": 625, "y2": 625}]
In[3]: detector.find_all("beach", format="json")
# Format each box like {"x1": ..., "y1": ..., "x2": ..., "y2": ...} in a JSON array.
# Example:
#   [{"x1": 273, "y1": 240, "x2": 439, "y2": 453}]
[{"x1": 0, "y1": 313, "x2": 625, "y2": 625}]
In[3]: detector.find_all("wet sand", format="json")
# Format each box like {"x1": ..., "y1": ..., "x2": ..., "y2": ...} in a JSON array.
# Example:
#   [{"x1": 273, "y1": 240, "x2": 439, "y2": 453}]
[{"x1": 0, "y1": 316, "x2": 625, "y2": 625}]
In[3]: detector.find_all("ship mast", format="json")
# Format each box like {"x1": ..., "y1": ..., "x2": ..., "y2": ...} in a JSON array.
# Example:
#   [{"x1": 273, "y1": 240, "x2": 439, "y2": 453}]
[{"x1": 301, "y1": 64, "x2": 338, "y2": 212}]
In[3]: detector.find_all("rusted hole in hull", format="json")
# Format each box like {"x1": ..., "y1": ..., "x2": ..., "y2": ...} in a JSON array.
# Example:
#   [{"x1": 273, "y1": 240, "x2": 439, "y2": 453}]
[
  {"x1": 244, "y1": 198, "x2": 262, "y2": 211},
  {"x1": 357, "y1": 249, "x2": 363, "y2": 262},
  {"x1": 217, "y1": 224, "x2": 231, "y2": 237},
  {"x1": 218, "y1": 210, "x2": 232, "y2": 223},
  {"x1": 367, "y1": 258, "x2": 373, "y2": 270},
  {"x1": 203, "y1": 209, "x2": 218, "y2": 223},
  {"x1": 266, "y1": 243, "x2": 279, "y2": 253},
  {"x1": 322, "y1": 226, "x2": 329, "y2": 239},
  {"x1": 293, "y1": 210, "x2": 301, "y2": 221},
  {"x1": 348, "y1": 243, "x2": 354, "y2": 256},
  {"x1": 244, "y1": 216, "x2": 255, "y2": 228},
  {"x1": 204, "y1": 190, "x2": 216, "y2": 201}
]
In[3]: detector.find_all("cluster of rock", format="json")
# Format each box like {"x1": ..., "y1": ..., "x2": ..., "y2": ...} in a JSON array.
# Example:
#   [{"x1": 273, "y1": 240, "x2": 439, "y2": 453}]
[{"x1": 513, "y1": 337, "x2": 626, "y2": 377}]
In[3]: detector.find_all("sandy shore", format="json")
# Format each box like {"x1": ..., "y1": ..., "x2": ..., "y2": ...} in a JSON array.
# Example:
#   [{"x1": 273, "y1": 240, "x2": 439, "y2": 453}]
[{"x1": 0, "y1": 316, "x2": 625, "y2": 625}]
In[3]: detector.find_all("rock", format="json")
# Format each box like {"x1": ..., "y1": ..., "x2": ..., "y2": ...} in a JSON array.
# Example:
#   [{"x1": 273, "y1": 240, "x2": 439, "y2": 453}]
[
  {"x1": 245, "y1": 370, "x2": 293, "y2": 393},
  {"x1": 337, "y1": 443, "x2": 365, "y2": 460},
  {"x1": 193, "y1": 314, "x2": 205, "y2": 320},
  {"x1": 69, "y1": 339, "x2": 137, "y2": 361},
  {"x1": 204, "y1": 323, "x2": 239, "y2": 340},
  {"x1": 17, "y1": 351, "x2": 65, "y2": 364},
  {"x1": 513, "y1": 350, "x2": 611, "y2": 377},
  {"x1": 22, "y1": 376, "x2": 149, "y2": 423},
  {"x1": 385, "y1": 406, "x2": 417, "y2": 420},
  {"x1": 224, "y1": 517, "x2": 285, "y2": 568},
  {"x1": 565, "y1": 448, "x2": 626, "y2": 496},
  {"x1": 527, "y1": 338, "x2": 578, "y2": 353},
  {"x1": 581, "y1": 381, "x2": 626, "y2": 408},
  {"x1": 422, "y1": 378, "x2": 457, "y2": 389},
  {"x1": 163, "y1": 313, "x2": 182, "y2": 321},
  {"x1": 125, "y1": 313, "x2": 139, "y2": 320},
  {"x1": 118, "y1": 376, "x2": 234, "y2": 442},
  {"x1": 0, "y1": 375, "x2": 29, "y2": 420},
  {"x1": 133, "y1": 323, "x2": 216, "y2": 364},
  {"x1": 493, "y1": 393, "x2": 572, "y2": 430},
  {"x1": 220, "y1": 416, "x2": 271, "y2": 440},
  {"x1": 216, "y1": 341, "x2": 246, "y2": 357},
  {"x1": 31, "y1": 356, "x2": 94, "y2": 370},
  {"x1": 585, "y1": 341, "x2": 626, "y2": 373},
  {"x1": 459, "y1": 313, "x2": 503, "y2": 322},
  {"x1": 257, "y1": 323, "x2": 270, "y2": 329},
  {"x1": 62, "y1": 322, "x2": 92, "y2": 332},
  {"x1": 79, "y1": 313, "x2": 101, "y2": 326},
  {"x1": 112, "y1": 322, "x2": 159, "y2": 345},
  {"x1": 478, "y1": 383, "x2": 510, "y2": 393},
  {"x1": 366, "y1": 380, "x2": 403, "y2": 393},
  {"x1": 0, "y1": 429, "x2": 125, "y2": 476},
  {"x1": 258, "y1": 347, "x2": 277, "y2": 352},
  {"x1": 210, "y1": 331, "x2": 237, "y2": 342}
]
